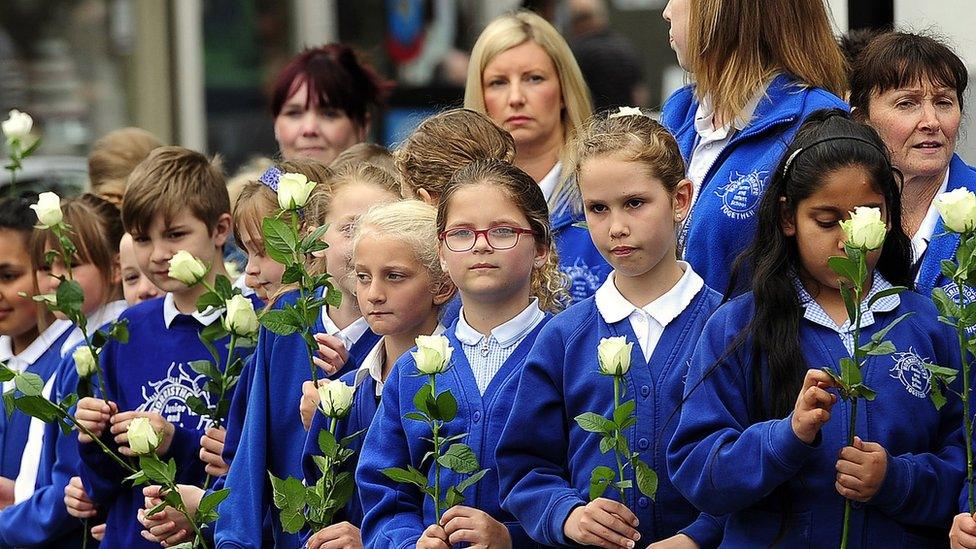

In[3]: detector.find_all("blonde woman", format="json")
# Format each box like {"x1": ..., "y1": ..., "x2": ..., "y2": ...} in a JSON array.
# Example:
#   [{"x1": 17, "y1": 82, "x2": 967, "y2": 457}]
[
  {"x1": 661, "y1": 0, "x2": 847, "y2": 296},
  {"x1": 465, "y1": 10, "x2": 609, "y2": 303}
]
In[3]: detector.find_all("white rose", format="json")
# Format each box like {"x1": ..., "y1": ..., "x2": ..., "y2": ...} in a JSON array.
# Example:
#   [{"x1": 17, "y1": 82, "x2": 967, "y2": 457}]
[
  {"x1": 935, "y1": 188, "x2": 976, "y2": 234},
  {"x1": 598, "y1": 336, "x2": 633, "y2": 376},
  {"x1": 73, "y1": 346, "x2": 98, "y2": 378},
  {"x1": 840, "y1": 207, "x2": 887, "y2": 251},
  {"x1": 29, "y1": 192, "x2": 63, "y2": 229},
  {"x1": 223, "y1": 294, "x2": 259, "y2": 337},
  {"x1": 167, "y1": 250, "x2": 207, "y2": 285},
  {"x1": 33, "y1": 293, "x2": 57, "y2": 308},
  {"x1": 318, "y1": 380, "x2": 356, "y2": 419},
  {"x1": 2, "y1": 109, "x2": 33, "y2": 141},
  {"x1": 277, "y1": 172, "x2": 316, "y2": 210},
  {"x1": 412, "y1": 335, "x2": 453, "y2": 375},
  {"x1": 127, "y1": 417, "x2": 159, "y2": 455}
]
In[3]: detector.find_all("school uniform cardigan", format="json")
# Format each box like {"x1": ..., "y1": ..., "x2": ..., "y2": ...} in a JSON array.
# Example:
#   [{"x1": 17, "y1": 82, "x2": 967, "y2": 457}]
[
  {"x1": 215, "y1": 288, "x2": 378, "y2": 549},
  {"x1": 495, "y1": 287, "x2": 725, "y2": 547},
  {"x1": 661, "y1": 73, "x2": 847, "y2": 295},
  {"x1": 356, "y1": 319, "x2": 551, "y2": 549},
  {"x1": 916, "y1": 154, "x2": 976, "y2": 297},
  {"x1": 667, "y1": 288, "x2": 965, "y2": 546}
]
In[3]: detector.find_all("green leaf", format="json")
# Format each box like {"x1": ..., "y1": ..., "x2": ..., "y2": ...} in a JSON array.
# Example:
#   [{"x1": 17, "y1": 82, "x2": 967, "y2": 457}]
[
  {"x1": 840, "y1": 357, "x2": 861, "y2": 389},
  {"x1": 381, "y1": 466, "x2": 429, "y2": 489},
  {"x1": 0, "y1": 364, "x2": 14, "y2": 383},
  {"x1": 932, "y1": 287, "x2": 960, "y2": 319},
  {"x1": 943, "y1": 258, "x2": 962, "y2": 280},
  {"x1": 865, "y1": 341, "x2": 897, "y2": 356},
  {"x1": 851, "y1": 383, "x2": 877, "y2": 401},
  {"x1": 633, "y1": 459, "x2": 658, "y2": 500},
  {"x1": 13, "y1": 395, "x2": 60, "y2": 422},
  {"x1": 444, "y1": 486, "x2": 464, "y2": 509},
  {"x1": 828, "y1": 256, "x2": 860, "y2": 285},
  {"x1": 574, "y1": 412, "x2": 615, "y2": 435},
  {"x1": 325, "y1": 286, "x2": 342, "y2": 309},
  {"x1": 109, "y1": 320, "x2": 129, "y2": 344},
  {"x1": 599, "y1": 434, "x2": 615, "y2": 454},
  {"x1": 269, "y1": 473, "x2": 306, "y2": 512},
  {"x1": 14, "y1": 372, "x2": 44, "y2": 397},
  {"x1": 259, "y1": 310, "x2": 300, "y2": 336},
  {"x1": 302, "y1": 224, "x2": 329, "y2": 250},
  {"x1": 197, "y1": 488, "x2": 229, "y2": 515},
  {"x1": 839, "y1": 284, "x2": 858, "y2": 332},
  {"x1": 929, "y1": 380, "x2": 948, "y2": 410},
  {"x1": 185, "y1": 395, "x2": 213, "y2": 418},
  {"x1": 869, "y1": 312, "x2": 914, "y2": 344},
  {"x1": 139, "y1": 455, "x2": 173, "y2": 485},
  {"x1": 187, "y1": 360, "x2": 220, "y2": 379},
  {"x1": 196, "y1": 291, "x2": 224, "y2": 313},
  {"x1": 613, "y1": 399, "x2": 636, "y2": 427},
  {"x1": 318, "y1": 429, "x2": 338, "y2": 457},
  {"x1": 55, "y1": 279, "x2": 85, "y2": 319},
  {"x1": 280, "y1": 264, "x2": 303, "y2": 285},
  {"x1": 437, "y1": 443, "x2": 479, "y2": 474},
  {"x1": 339, "y1": 428, "x2": 368, "y2": 448},
  {"x1": 455, "y1": 468, "x2": 488, "y2": 494},
  {"x1": 588, "y1": 466, "x2": 615, "y2": 501},
  {"x1": 2, "y1": 392, "x2": 14, "y2": 418},
  {"x1": 279, "y1": 506, "x2": 307, "y2": 534},
  {"x1": 435, "y1": 390, "x2": 458, "y2": 423},
  {"x1": 214, "y1": 275, "x2": 233, "y2": 299},
  {"x1": 867, "y1": 285, "x2": 909, "y2": 308},
  {"x1": 413, "y1": 384, "x2": 433, "y2": 417},
  {"x1": 821, "y1": 367, "x2": 843, "y2": 388},
  {"x1": 404, "y1": 411, "x2": 429, "y2": 423},
  {"x1": 263, "y1": 217, "x2": 299, "y2": 262}
]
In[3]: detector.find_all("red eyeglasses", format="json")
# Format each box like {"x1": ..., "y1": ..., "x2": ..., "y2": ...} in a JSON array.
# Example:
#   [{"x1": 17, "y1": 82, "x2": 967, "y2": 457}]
[{"x1": 438, "y1": 226, "x2": 536, "y2": 252}]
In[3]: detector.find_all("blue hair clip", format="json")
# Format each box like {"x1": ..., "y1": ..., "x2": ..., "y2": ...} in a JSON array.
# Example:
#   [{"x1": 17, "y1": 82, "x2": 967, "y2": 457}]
[{"x1": 259, "y1": 166, "x2": 282, "y2": 192}]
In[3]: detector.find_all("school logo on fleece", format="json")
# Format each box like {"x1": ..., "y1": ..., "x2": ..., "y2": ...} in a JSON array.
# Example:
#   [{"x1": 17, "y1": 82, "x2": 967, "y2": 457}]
[
  {"x1": 715, "y1": 170, "x2": 767, "y2": 219},
  {"x1": 562, "y1": 259, "x2": 603, "y2": 300},
  {"x1": 889, "y1": 348, "x2": 933, "y2": 399},
  {"x1": 136, "y1": 363, "x2": 214, "y2": 430}
]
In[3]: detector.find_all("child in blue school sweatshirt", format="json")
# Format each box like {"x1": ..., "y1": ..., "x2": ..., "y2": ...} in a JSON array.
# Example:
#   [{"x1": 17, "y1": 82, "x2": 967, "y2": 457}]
[
  {"x1": 300, "y1": 200, "x2": 455, "y2": 548},
  {"x1": 214, "y1": 162, "x2": 399, "y2": 549},
  {"x1": 356, "y1": 159, "x2": 566, "y2": 548},
  {"x1": 73, "y1": 147, "x2": 258, "y2": 549},
  {"x1": 667, "y1": 110, "x2": 965, "y2": 547},
  {"x1": 495, "y1": 110, "x2": 724, "y2": 548}
]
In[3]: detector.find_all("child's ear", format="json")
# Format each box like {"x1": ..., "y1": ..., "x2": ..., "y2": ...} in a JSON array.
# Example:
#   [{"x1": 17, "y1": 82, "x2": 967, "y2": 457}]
[
  {"x1": 672, "y1": 178, "x2": 693, "y2": 223},
  {"x1": 416, "y1": 188, "x2": 437, "y2": 206},
  {"x1": 212, "y1": 213, "x2": 233, "y2": 248},
  {"x1": 533, "y1": 241, "x2": 549, "y2": 269},
  {"x1": 110, "y1": 253, "x2": 122, "y2": 287},
  {"x1": 431, "y1": 279, "x2": 456, "y2": 306},
  {"x1": 779, "y1": 196, "x2": 797, "y2": 237}
]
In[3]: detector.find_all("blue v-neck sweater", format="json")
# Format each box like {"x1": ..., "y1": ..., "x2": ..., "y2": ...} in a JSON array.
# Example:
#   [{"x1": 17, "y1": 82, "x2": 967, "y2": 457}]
[
  {"x1": 667, "y1": 290, "x2": 965, "y2": 547},
  {"x1": 357, "y1": 319, "x2": 551, "y2": 549},
  {"x1": 215, "y1": 289, "x2": 379, "y2": 549},
  {"x1": 496, "y1": 290, "x2": 725, "y2": 547},
  {"x1": 915, "y1": 154, "x2": 976, "y2": 297}
]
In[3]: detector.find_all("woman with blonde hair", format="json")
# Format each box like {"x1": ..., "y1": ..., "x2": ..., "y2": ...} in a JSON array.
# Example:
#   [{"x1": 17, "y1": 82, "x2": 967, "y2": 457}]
[
  {"x1": 465, "y1": 10, "x2": 609, "y2": 302},
  {"x1": 661, "y1": 0, "x2": 848, "y2": 296}
]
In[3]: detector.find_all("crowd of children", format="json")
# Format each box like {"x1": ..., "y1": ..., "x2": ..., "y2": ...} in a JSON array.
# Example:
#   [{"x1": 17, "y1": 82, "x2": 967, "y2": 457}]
[{"x1": 3, "y1": 4, "x2": 976, "y2": 549}]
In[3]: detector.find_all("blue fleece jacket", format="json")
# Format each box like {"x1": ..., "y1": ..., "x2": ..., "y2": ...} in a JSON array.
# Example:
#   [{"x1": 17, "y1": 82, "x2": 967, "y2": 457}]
[
  {"x1": 552, "y1": 203, "x2": 612, "y2": 303},
  {"x1": 78, "y1": 296, "x2": 257, "y2": 549},
  {"x1": 302, "y1": 361, "x2": 379, "y2": 528},
  {"x1": 667, "y1": 289, "x2": 965, "y2": 547},
  {"x1": 496, "y1": 290, "x2": 725, "y2": 547},
  {"x1": 916, "y1": 154, "x2": 976, "y2": 297},
  {"x1": 215, "y1": 289, "x2": 379, "y2": 549},
  {"x1": 357, "y1": 320, "x2": 550, "y2": 549},
  {"x1": 661, "y1": 74, "x2": 847, "y2": 295}
]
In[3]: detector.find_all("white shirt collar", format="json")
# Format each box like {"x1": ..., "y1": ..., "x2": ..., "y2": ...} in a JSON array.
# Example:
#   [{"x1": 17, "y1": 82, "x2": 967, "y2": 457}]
[
  {"x1": 355, "y1": 324, "x2": 446, "y2": 397},
  {"x1": 537, "y1": 162, "x2": 562, "y2": 203},
  {"x1": 694, "y1": 82, "x2": 767, "y2": 139},
  {"x1": 0, "y1": 318, "x2": 73, "y2": 369},
  {"x1": 455, "y1": 298, "x2": 545, "y2": 349},
  {"x1": 911, "y1": 167, "x2": 951, "y2": 267},
  {"x1": 595, "y1": 262, "x2": 704, "y2": 326},
  {"x1": 320, "y1": 311, "x2": 371, "y2": 351},
  {"x1": 62, "y1": 300, "x2": 129, "y2": 355},
  {"x1": 163, "y1": 293, "x2": 223, "y2": 329}
]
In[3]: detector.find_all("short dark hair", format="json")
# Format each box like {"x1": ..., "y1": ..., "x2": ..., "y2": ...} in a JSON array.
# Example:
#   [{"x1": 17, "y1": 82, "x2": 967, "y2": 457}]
[
  {"x1": 850, "y1": 31, "x2": 969, "y2": 116},
  {"x1": 269, "y1": 43, "x2": 393, "y2": 127}
]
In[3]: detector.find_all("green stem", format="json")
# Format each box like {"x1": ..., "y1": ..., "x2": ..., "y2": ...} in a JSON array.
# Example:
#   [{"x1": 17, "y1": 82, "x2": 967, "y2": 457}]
[
  {"x1": 612, "y1": 375, "x2": 628, "y2": 503},
  {"x1": 81, "y1": 518, "x2": 89, "y2": 549},
  {"x1": 841, "y1": 255, "x2": 866, "y2": 549},
  {"x1": 957, "y1": 274, "x2": 975, "y2": 513},
  {"x1": 429, "y1": 375, "x2": 442, "y2": 524},
  {"x1": 62, "y1": 406, "x2": 136, "y2": 474}
]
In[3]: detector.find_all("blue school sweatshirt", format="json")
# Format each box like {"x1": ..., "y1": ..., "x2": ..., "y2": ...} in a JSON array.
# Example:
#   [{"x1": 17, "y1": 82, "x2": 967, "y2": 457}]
[
  {"x1": 552, "y1": 202, "x2": 612, "y2": 303},
  {"x1": 302, "y1": 362, "x2": 379, "y2": 528},
  {"x1": 77, "y1": 295, "x2": 257, "y2": 549},
  {"x1": 661, "y1": 74, "x2": 847, "y2": 295},
  {"x1": 667, "y1": 289, "x2": 965, "y2": 547},
  {"x1": 0, "y1": 304, "x2": 128, "y2": 548},
  {"x1": 0, "y1": 320, "x2": 72, "y2": 481},
  {"x1": 356, "y1": 320, "x2": 551, "y2": 549},
  {"x1": 215, "y1": 289, "x2": 379, "y2": 549},
  {"x1": 496, "y1": 290, "x2": 725, "y2": 547},
  {"x1": 916, "y1": 154, "x2": 976, "y2": 297}
]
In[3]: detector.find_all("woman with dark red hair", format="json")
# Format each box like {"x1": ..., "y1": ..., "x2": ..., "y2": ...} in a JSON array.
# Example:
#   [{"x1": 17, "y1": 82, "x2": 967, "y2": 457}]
[{"x1": 270, "y1": 44, "x2": 393, "y2": 164}]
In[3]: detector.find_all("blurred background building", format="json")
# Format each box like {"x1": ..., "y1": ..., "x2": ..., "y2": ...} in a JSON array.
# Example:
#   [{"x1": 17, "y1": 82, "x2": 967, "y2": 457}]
[{"x1": 0, "y1": 0, "x2": 973, "y2": 179}]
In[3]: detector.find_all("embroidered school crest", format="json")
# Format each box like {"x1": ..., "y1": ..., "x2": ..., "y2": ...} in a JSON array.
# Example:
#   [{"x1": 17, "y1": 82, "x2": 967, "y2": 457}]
[
  {"x1": 562, "y1": 259, "x2": 603, "y2": 301},
  {"x1": 136, "y1": 363, "x2": 213, "y2": 430},
  {"x1": 888, "y1": 348, "x2": 932, "y2": 399},
  {"x1": 715, "y1": 170, "x2": 767, "y2": 219}
]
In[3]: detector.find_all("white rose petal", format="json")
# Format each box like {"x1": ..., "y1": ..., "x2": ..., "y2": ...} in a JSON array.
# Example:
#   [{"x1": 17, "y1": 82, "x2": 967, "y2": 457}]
[
  {"x1": 127, "y1": 417, "x2": 159, "y2": 455},
  {"x1": 29, "y1": 192, "x2": 63, "y2": 229},
  {"x1": 277, "y1": 172, "x2": 316, "y2": 210},
  {"x1": 318, "y1": 380, "x2": 356, "y2": 419},
  {"x1": 412, "y1": 335, "x2": 454, "y2": 375},
  {"x1": 840, "y1": 207, "x2": 887, "y2": 251},
  {"x1": 167, "y1": 250, "x2": 207, "y2": 285},
  {"x1": 2, "y1": 109, "x2": 33, "y2": 140},
  {"x1": 597, "y1": 336, "x2": 633, "y2": 376},
  {"x1": 935, "y1": 188, "x2": 976, "y2": 234},
  {"x1": 223, "y1": 294, "x2": 259, "y2": 337},
  {"x1": 73, "y1": 346, "x2": 98, "y2": 378}
]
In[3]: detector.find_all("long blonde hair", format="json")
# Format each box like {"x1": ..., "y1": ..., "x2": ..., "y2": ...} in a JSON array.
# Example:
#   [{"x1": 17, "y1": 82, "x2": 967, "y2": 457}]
[
  {"x1": 688, "y1": 0, "x2": 847, "y2": 125},
  {"x1": 464, "y1": 10, "x2": 593, "y2": 212}
]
